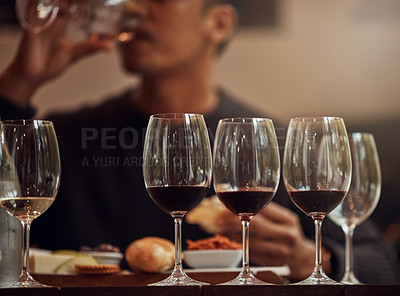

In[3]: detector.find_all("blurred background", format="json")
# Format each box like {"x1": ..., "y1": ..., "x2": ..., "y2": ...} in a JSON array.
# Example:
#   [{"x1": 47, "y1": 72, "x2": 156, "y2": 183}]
[{"x1": 1, "y1": 0, "x2": 399, "y2": 257}]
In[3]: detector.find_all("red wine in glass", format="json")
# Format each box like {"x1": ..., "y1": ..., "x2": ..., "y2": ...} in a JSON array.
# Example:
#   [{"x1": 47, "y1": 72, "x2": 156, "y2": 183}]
[
  {"x1": 147, "y1": 185, "x2": 209, "y2": 214},
  {"x1": 213, "y1": 117, "x2": 280, "y2": 285},
  {"x1": 288, "y1": 190, "x2": 347, "y2": 217},
  {"x1": 143, "y1": 113, "x2": 212, "y2": 286},
  {"x1": 283, "y1": 116, "x2": 352, "y2": 285},
  {"x1": 217, "y1": 188, "x2": 275, "y2": 217}
]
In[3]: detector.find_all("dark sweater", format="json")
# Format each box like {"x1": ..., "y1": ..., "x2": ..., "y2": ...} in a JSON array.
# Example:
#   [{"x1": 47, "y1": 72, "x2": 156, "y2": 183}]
[{"x1": 1, "y1": 89, "x2": 399, "y2": 283}]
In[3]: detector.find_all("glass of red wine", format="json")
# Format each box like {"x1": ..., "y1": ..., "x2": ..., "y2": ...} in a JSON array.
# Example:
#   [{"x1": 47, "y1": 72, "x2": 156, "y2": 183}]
[
  {"x1": 283, "y1": 117, "x2": 352, "y2": 285},
  {"x1": 143, "y1": 113, "x2": 212, "y2": 286},
  {"x1": 213, "y1": 118, "x2": 280, "y2": 285}
]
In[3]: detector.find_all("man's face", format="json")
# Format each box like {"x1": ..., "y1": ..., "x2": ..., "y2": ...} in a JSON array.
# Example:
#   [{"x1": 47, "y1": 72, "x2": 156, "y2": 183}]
[{"x1": 119, "y1": 0, "x2": 210, "y2": 75}]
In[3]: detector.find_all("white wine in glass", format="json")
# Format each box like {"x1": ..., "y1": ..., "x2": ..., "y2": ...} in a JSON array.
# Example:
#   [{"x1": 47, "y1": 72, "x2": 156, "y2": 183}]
[
  {"x1": 0, "y1": 120, "x2": 61, "y2": 288},
  {"x1": 329, "y1": 132, "x2": 381, "y2": 284}
]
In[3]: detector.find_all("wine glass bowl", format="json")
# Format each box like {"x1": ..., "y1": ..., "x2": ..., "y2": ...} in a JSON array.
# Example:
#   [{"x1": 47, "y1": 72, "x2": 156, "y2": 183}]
[
  {"x1": 146, "y1": 186, "x2": 209, "y2": 216},
  {"x1": 328, "y1": 132, "x2": 381, "y2": 284},
  {"x1": 283, "y1": 117, "x2": 352, "y2": 285},
  {"x1": 0, "y1": 120, "x2": 61, "y2": 287},
  {"x1": 16, "y1": 0, "x2": 139, "y2": 43},
  {"x1": 143, "y1": 113, "x2": 212, "y2": 286},
  {"x1": 213, "y1": 118, "x2": 280, "y2": 285},
  {"x1": 16, "y1": 0, "x2": 59, "y2": 34},
  {"x1": 66, "y1": 0, "x2": 139, "y2": 43}
]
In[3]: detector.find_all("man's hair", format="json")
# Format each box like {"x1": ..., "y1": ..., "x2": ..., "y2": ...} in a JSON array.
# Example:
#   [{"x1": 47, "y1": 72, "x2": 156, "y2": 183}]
[{"x1": 203, "y1": 0, "x2": 241, "y2": 56}]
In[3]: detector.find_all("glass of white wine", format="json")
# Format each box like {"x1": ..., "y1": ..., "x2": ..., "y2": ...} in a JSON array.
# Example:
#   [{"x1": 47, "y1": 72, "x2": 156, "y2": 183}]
[
  {"x1": 328, "y1": 132, "x2": 381, "y2": 284},
  {"x1": 0, "y1": 120, "x2": 61, "y2": 287}
]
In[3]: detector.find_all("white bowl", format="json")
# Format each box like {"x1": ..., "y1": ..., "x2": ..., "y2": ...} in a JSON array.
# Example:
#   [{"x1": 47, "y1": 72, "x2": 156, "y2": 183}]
[
  {"x1": 183, "y1": 249, "x2": 242, "y2": 269},
  {"x1": 80, "y1": 251, "x2": 123, "y2": 265}
]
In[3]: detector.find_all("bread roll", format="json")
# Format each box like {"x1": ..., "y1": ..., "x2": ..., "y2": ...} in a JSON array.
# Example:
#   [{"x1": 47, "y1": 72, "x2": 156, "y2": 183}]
[{"x1": 125, "y1": 237, "x2": 174, "y2": 273}]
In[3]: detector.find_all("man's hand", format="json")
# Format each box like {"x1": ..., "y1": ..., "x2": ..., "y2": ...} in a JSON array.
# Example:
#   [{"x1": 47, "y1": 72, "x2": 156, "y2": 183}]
[
  {"x1": 216, "y1": 201, "x2": 316, "y2": 282},
  {"x1": 0, "y1": 0, "x2": 114, "y2": 108}
]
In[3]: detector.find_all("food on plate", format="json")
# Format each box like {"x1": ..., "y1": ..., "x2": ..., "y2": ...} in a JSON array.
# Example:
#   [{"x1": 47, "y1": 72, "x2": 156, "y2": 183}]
[
  {"x1": 30, "y1": 249, "x2": 77, "y2": 274},
  {"x1": 30, "y1": 243, "x2": 123, "y2": 275},
  {"x1": 186, "y1": 195, "x2": 227, "y2": 233},
  {"x1": 52, "y1": 249, "x2": 81, "y2": 255},
  {"x1": 75, "y1": 264, "x2": 121, "y2": 275},
  {"x1": 80, "y1": 243, "x2": 121, "y2": 253},
  {"x1": 30, "y1": 249, "x2": 98, "y2": 274},
  {"x1": 184, "y1": 235, "x2": 242, "y2": 268},
  {"x1": 79, "y1": 243, "x2": 124, "y2": 265},
  {"x1": 186, "y1": 234, "x2": 241, "y2": 250},
  {"x1": 125, "y1": 237, "x2": 174, "y2": 273},
  {"x1": 55, "y1": 255, "x2": 99, "y2": 275},
  {"x1": 183, "y1": 248, "x2": 242, "y2": 269}
]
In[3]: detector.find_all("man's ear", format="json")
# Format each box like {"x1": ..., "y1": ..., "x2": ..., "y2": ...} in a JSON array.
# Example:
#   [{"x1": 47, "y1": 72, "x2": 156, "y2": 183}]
[{"x1": 204, "y1": 4, "x2": 238, "y2": 46}]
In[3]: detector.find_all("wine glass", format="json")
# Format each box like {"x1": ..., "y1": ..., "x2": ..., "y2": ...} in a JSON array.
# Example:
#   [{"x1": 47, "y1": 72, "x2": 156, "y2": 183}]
[
  {"x1": 283, "y1": 117, "x2": 352, "y2": 285},
  {"x1": 328, "y1": 132, "x2": 381, "y2": 284},
  {"x1": 213, "y1": 118, "x2": 280, "y2": 285},
  {"x1": 143, "y1": 113, "x2": 212, "y2": 286},
  {"x1": 0, "y1": 120, "x2": 61, "y2": 287},
  {"x1": 16, "y1": 0, "x2": 139, "y2": 43},
  {"x1": 0, "y1": 125, "x2": 23, "y2": 288},
  {"x1": 16, "y1": 0, "x2": 59, "y2": 34}
]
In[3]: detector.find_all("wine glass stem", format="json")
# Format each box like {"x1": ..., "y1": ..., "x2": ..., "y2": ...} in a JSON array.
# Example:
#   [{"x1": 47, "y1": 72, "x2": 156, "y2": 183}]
[
  {"x1": 241, "y1": 217, "x2": 251, "y2": 274},
  {"x1": 314, "y1": 217, "x2": 324, "y2": 272},
  {"x1": 344, "y1": 225, "x2": 355, "y2": 278},
  {"x1": 172, "y1": 214, "x2": 185, "y2": 271},
  {"x1": 21, "y1": 220, "x2": 32, "y2": 277}
]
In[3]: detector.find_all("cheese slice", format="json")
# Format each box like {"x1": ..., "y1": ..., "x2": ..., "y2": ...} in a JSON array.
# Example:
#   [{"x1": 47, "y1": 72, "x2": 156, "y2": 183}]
[
  {"x1": 30, "y1": 250, "x2": 76, "y2": 274},
  {"x1": 55, "y1": 255, "x2": 98, "y2": 275}
]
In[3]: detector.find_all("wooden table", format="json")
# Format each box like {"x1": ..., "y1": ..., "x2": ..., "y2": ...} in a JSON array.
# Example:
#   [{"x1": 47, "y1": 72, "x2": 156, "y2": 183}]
[{"x1": 0, "y1": 272, "x2": 398, "y2": 296}]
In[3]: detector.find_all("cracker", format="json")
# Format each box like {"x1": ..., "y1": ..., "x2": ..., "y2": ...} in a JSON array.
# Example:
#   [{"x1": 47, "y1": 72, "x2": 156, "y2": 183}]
[{"x1": 75, "y1": 264, "x2": 121, "y2": 275}]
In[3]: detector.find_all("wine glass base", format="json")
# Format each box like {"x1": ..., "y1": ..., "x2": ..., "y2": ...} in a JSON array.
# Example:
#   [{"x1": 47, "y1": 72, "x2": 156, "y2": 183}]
[
  {"x1": 219, "y1": 271, "x2": 271, "y2": 285},
  {"x1": 340, "y1": 272, "x2": 362, "y2": 285},
  {"x1": 11, "y1": 273, "x2": 48, "y2": 288},
  {"x1": 148, "y1": 272, "x2": 209, "y2": 286},
  {"x1": 292, "y1": 271, "x2": 340, "y2": 285}
]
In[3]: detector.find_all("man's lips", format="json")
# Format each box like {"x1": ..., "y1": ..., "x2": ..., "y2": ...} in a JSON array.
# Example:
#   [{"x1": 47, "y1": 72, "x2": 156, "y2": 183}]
[
  {"x1": 119, "y1": 28, "x2": 153, "y2": 47},
  {"x1": 131, "y1": 30, "x2": 153, "y2": 42}
]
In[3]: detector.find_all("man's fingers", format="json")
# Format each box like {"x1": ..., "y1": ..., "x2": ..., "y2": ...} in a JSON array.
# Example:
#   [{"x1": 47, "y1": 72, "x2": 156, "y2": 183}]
[
  {"x1": 216, "y1": 210, "x2": 241, "y2": 232},
  {"x1": 216, "y1": 204, "x2": 300, "y2": 246},
  {"x1": 259, "y1": 202, "x2": 299, "y2": 225},
  {"x1": 221, "y1": 233, "x2": 291, "y2": 266},
  {"x1": 221, "y1": 232, "x2": 241, "y2": 243},
  {"x1": 250, "y1": 215, "x2": 298, "y2": 246},
  {"x1": 222, "y1": 231, "x2": 292, "y2": 259},
  {"x1": 250, "y1": 237, "x2": 291, "y2": 259}
]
